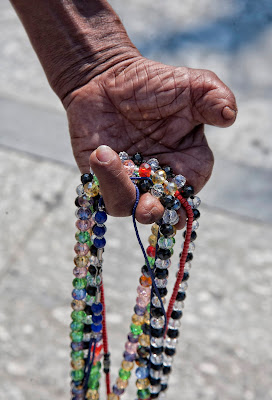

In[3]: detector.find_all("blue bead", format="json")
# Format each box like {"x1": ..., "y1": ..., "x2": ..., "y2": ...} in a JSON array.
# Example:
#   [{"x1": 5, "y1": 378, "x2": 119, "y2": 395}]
[
  {"x1": 91, "y1": 323, "x2": 102, "y2": 332},
  {"x1": 135, "y1": 367, "x2": 149, "y2": 379},
  {"x1": 71, "y1": 342, "x2": 84, "y2": 351},
  {"x1": 72, "y1": 386, "x2": 85, "y2": 395},
  {"x1": 134, "y1": 305, "x2": 145, "y2": 316},
  {"x1": 72, "y1": 289, "x2": 86, "y2": 300},
  {"x1": 127, "y1": 332, "x2": 138, "y2": 343},
  {"x1": 94, "y1": 211, "x2": 107, "y2": 224},
  {"x1": 123, "y1": 351, "x2": 136, "y2": 362},
  {"x1": 93, "y1": 237, "x2": 106, "y2": 248},
  {"x1": 113, "y1": 384, "x2": 125, "y2": 396},
  {"x1": 93, "y1": 224, "x2": 107, "y2": 237},
  {"x1": 77, "y1": 207, "x2": 92, "y2": 220},
  {"x1": 91, "y1": 302, "x2": 103, "y2": 315},
  {"x1": 92, "y1": 314, "x2": 103, "y2": 324}
]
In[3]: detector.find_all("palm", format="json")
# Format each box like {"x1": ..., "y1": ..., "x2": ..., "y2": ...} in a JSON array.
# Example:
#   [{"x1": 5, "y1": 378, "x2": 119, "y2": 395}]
[{"x1": 67, "y1": 57, "x2": 235, "y2": 192}]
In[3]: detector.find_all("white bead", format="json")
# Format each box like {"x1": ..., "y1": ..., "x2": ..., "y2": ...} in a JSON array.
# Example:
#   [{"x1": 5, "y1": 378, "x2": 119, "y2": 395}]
[
  {"x1": 147, "y1": 158, "x2": 160, "y2": 171},
  {"x1": 151, "y1": 337, "x2": 164, "y2": 348},
  {"x1": 76, "y1": 184, "x2": 84, "y2": 195},
  {"x1": 150, "y1": 384, "x2": 161, "y2": 394},
  {"x1": 163, "y1": 209, "x2": 179, "y2": 225},
  {"x1": 173, "y1": 174, "x2": 186, "y2": 188},
  {"x1": 192, "y1": 220, "x2": 199, "y2": 230},
  {"x1": 151, "y1": 353, "x2": 163, "y2": 365},
  {"x1": 155, "y1": 259, "x2": 171, "y2": 269},
  {"x1": 151, "y1": 316, "x2": 165, "y2": 329},
  {"x1": 168, "y1": 318, "x2": 181, "y2": 329},
  {"x1": 151, "y1": 184, "x2": 164, "y2": 198},
  {"x1": 155, "y1": 278, "x2": 168, "y2": 288},
  {"x1": 165, "y1": 337, "x2": 178, "y2": 348},
  {"x1": 163, "y1": 355, "x2": 173, "y2": 367},
  {"x1": 118, "y1": 151, "x2": 129, "y2": 162},
  {"x1": 173, "y1": 300, "x2": 184, "y2": 311},
  {"x1": 150, "y1": 369, "x2": 162, "y2": 379}
]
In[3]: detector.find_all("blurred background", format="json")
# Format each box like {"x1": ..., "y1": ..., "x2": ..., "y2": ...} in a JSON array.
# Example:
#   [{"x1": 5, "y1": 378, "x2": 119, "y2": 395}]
[{"x1": 0, "y1": 0, "x2": 271, "y2": 399}]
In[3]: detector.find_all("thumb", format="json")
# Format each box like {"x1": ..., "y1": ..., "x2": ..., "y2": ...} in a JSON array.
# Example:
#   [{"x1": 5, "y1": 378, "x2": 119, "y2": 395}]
[{"x1": 189, "y1": 68, "x2": 238, "y2": 128}]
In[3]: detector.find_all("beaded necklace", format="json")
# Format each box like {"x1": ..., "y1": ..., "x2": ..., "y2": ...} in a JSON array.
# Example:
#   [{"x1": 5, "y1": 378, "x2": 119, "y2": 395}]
[{"x1": 70, "y1": 152, "x2": 201, "y2": 400}]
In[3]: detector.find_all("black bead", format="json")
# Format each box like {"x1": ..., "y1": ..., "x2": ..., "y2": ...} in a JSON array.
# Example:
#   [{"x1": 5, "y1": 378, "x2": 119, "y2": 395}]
[
  {"x1": 88, "y1": 265, "x2": 97, "y2": 276},
  {"x1": 163, "y1": 366, "x2": 172, "y2": 375},
  {"x1": 138, "y1": 178, "x2": 153, "y2": 193},
  {"x1": 151, "y1": 307, "x2": 164, "y2": 318},
  {"x1": 167, "y1": 328, "x2": 179, "y2": 338},
  {"x1": 183, "y1": 230, "x2": 197, "y2": 241},
  {"x1": 137, "y1": 346, "x2": 149, "y2": 358},
  {"x1": 162, "y1": 166, "x2": 174, "y2": 179},
  {"x1": 150, "y1": 327, "x2": 164, "y2": 338},
  {"x1": 179, "y1": 185, "x2": 194, "y2": 198},
  {"x1": 136, "y1": 357, "x2": 149, "y2": 367},
  {"x1": 150, "y1": 345, "x2": 164, "y2": 355},
  {"x1": 160, "y1": 224, "x2": 174, "y2": 238},
  {"x1": 160, "y1": 194, "x2": 175, "y2": 209},
  {"x1": 142, "y1": 323, "x2": 150, "y2": 335},
  {"x1": 141, "y1": 264, "x2": 150, "y2": 277},
  {"x1": 158, "y1": 287, "x2": 168, "y2": 297},
  {"x1": 165, "y1": 347, "x2": 176, "y2": 356},
  {"x1": 157, "y1": 248, "x2": 171, "y2": 260},
  {"x1": 186, "y1": 252, "x2": 193, "y2": 262},
  {"x1": 149, "y1": 377, "x2": 161, "y2": 386},
  {"x1": 161, "y1": 384, "x2": 168, "y2": 392},
  {"x1": 81, "y1": 173, "x2": 93, "y2": 185},
  {"x1": 132, "y1": 152, "x2": 143, "y2": 165},
  {"x1": 84, "y1": 305, "x2": 93, "y2": 314},
  {"x1": 90, "y1": 245, "x2": 98, "y2": 256},
  {"x1": 150, "y1": 394, "x2": 160, "y2": 399},
  {"x1": 182, "y1": 271, "x2": 190, "y2": 281},
  {"x1": 176, "y1": 291, "x2": 186, "y2": 301},
  {"x1": 155, "y1": 268, "x2": 168, "y2": 279},
  {"x1": 86, "y1": 286, "x2": 97, "y2": 296},
  {"x1": 171, "y1": 310, "x2": 183, "y2": 320},
  {"x1": 83, "y1": 324, "x2": 93, "y2": 333},
  {"x1": 75, "y1": 197, "x2": 81, "y2": 208},
  {"x1": 193, "y1": 209, "x2": 201, "y2": 220},
  {"x1": 150, "y1": 362, "x2": 163, "y2": 371},
  {"x1": 83, "y1": 342, "x2": 90, "y2": 350},
  {"x1": 103, "y1": 368, "x2": 110, "y2": 374},
  {"x1": 104, "y1": 353, "x2": 110, "y2": 360}
]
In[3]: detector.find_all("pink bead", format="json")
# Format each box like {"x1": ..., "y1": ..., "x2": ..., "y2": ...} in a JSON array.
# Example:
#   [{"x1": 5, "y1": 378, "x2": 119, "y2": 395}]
[
  {"x1": 137, "y1": 285, "x2": 151, "y2": 297},
  {"x1": 74, "y1": 242, "x2": 89, "y2": 256},
  {"x1": 136, "y1": 296, "x2": 149, "y2": 308},
  {"x1": 76, "y1": 219, "x2": 91, "y2": 231},
  {"x1": 78, "y1": 195, "x2": 94, "y2": 207},
  {"x1": 125, "y1": 341, "x2": 138, "y2": 354},
  {"x1": 123, "y1": 160, "x2": 135, "y2": 177},
  {"x1": 73, "y1": 266, "x2": 88, "y2": 278}
]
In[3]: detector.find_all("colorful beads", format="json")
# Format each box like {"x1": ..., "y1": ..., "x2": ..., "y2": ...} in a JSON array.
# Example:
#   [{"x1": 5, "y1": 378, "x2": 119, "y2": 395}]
[
  {"x1": 130, "y1": 323, "x2": 143, "y2": 336},
  {"x1": 123, "y1": 159, "x2": 135, "y2": 176},
  {"x1": 139, "y1": 163, "x2": 152, "y2": 177}
]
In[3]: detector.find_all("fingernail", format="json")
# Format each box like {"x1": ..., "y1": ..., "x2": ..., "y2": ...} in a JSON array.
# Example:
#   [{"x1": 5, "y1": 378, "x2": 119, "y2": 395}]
[
  {"x1": 96, "y1": 145, "x2": 114, "y2": 163},
  {"x1": 222, "y1": 106, "x2": 237, "y2": 120}
]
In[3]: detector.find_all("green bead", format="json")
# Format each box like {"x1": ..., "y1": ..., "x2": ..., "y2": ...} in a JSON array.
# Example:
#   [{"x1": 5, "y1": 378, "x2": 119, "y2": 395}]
[
  {"x1": 71, "y1": 369, "x2": 84, "y2": 381},
  {"x1": 75, "y1": 231, "x2": 90, "y2": 243},
  {"x1": 71, "y1": 350, "x2": 84, "y2": 360},
  {"x1": 93, "y1": 176, "x2": 99, "y2": 185},
  {"x1": 130, "y1": 323, "x2": 143, "y2": 336},
  {"x1": 146, "y1": 303, "x2": 150, "y2": 312},
  {"x1": 170, "y1": 248, "x2": 174, "y2": 255},
  {"x1": 89, "y1": 370, "x2": 101, "y2": 381},
  {"x1": 71, "y1": 310, "x2": 87, "y2": 322},
  {"x1": 70, "y1": 331, "x2": 83, "y2": 342},
  {"x1": 86, "y1": 239, "x2": 93, "y2": 248},
  {"x1": 119, "y1": 368, "x2": 131, "y2": 380},
  {"x1": 70, "y1": 321, "x2": 84, "y2": 331},
  {"x1": 95, "y1": 361, "x2": 102, "y2": 370},
  {"x1": 88, "y1": 379, "x2": 100, "y2": 390},
  {"x1": 147, "y1": 256, "x2": 155, "y2": 266},
  {"x1": 73, "y1": 278, "x2": 87, "y2": 289},
  {"x1": 137, "y1": 389, "x2": 151, "y2": 399}
]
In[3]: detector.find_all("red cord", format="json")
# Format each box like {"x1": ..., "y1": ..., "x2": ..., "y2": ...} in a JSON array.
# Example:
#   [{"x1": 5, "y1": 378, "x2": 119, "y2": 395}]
[
  {"x1": 100, "y1": 283, "x2": 111, "y2": 395},
  {"x1": 165, "y1": 191, "x2": 194, "y2": 336}
]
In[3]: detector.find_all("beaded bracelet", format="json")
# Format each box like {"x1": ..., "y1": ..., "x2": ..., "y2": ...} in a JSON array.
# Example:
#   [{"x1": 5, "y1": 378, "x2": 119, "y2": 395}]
[{"x1": 70, "y1": 152, "x2": 201, "y2": 400}]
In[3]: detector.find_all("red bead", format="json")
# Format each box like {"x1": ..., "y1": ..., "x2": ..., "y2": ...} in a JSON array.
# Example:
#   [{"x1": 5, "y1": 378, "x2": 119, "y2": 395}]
[
  {"x1": 139, "y1": 163, "x2": 152, "y2": 178},
  {"x1": 146, "y1": 245, "x2": 156, "y2": 258}
]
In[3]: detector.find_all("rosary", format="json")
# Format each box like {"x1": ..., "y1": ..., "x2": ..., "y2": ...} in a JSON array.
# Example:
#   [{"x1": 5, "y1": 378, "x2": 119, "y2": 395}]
[{"x1": 70, "y1": 151, "x2": 201, "y2": 400}]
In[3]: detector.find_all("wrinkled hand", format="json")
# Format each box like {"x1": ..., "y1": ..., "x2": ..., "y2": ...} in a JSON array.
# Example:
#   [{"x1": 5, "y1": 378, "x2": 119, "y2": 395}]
[{"x1": 66, "y1": 57, "x2": 237, "y2": 226}]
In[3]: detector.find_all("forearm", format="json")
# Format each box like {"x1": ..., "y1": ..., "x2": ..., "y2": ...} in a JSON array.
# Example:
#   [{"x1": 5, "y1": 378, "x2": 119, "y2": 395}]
[{"x1": 10, "y1": 0, "x2": 140, "y2": 101}]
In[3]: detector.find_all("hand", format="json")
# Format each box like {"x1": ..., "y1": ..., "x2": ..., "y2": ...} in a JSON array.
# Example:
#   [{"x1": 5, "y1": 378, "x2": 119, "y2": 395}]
[{"x1": 65, "y1": 56, "x2": 237, "y2": 226}]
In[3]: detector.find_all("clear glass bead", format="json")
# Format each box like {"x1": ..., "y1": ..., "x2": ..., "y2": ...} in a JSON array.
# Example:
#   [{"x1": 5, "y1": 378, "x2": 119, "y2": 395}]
[
  {"x1": 158, "y1": 237, "x2": 174, "y2": 250},
  {"x1": 158, "y1": 392, "x2": 167, "y2": 400},
  {"x1": 161, "y1": 375, "x2": 169, "y2": 385},
  {"x1": 192, "y1": 220, "x2": 199, "y2": 230},
  {"x1": 163, "y1": 355, "x2": 173, "y2": 367},
  {"x1": 87, "y1": 275, "x2": 96, "y2": 286},
  {"x1": 150, "y1": 384, "x2": 161, "y2": 394},
  {"x1": 184, "y1": 261, "x2": 192, "y2": 272},
  {"x1": 89, "y1": 255, "x2": 99, "y2": 266},
  {"x1": 152, "y1": 296, "x2": 166, "y2": 308},
  {"x1": 86, "y1": 296, "x2": 96, "y2": 306},
  {"x1": 150, "y1": 369, "x2": 162, "y2": 379},
  {"x1": 181, "y1": 242, "x2": 195, "y2": 252},
  {"x1": 168, "y1": 318, "x2": 181, "y2": 329},
  {"x1": 178, "y1": 282, "x2": 188, "y2": 292},
  {"x1": 155, "y1": 278, "x2": 168, "y2": 288},
  {"x1": 83, "y1": 314, "x2": 93, "y2": 325},
  {"x1": 173, "y1": 300, "x2": 184, "y2": 311},
  {"x1": 151, "y1": 316, "x2": 165, "y2": 329},
  {"x1": 151, "y1": 184, "x2": 164, "y2": 198},
  {"x1": 151, "y1": 353, "x2": 163, "y2": 365},
  {"x1": 147, "y1": 158, "x2": 160, "y2": 171},
  {"x1": 165, "y1": 337, "x2": 178, "y2": 349},
  {"x1": 163, "y1": 209, "x2": 179, "y2": 225},
  {"x1": 83, "y1": 333, "x2": 92, "y2": 341},
  {"x1": 76, "y1": 184, "x2": 84, "y2": 196},
  {"x1": 192, "y1": 196, "x2": 201, "y2": 208},
  {"x1": 119, "y1": 151, "x2": 129, "y2": 162},
  {"x1": 151, "y1": 337, "x2": 164, "y2": 348},
  {"x1": 155, "y1": 259, "x2": 171, "y2": 269},
  {"x1": 173, "y1": 174, "x2": 186, "y2": 188}
]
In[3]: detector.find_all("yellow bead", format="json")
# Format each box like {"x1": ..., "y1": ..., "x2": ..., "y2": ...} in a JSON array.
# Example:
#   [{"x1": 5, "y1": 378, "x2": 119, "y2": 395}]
[
  {"x1": 152, "y1": 169, "x2": 167, "y2": 184},
  {"x1": 74, "y1": 255, "x2": 89, "y2": 267},
  {"x1": 148, "y1": 234, "x2": 157, "y2": 247},
  {"x1": 116, "y1": 377, "x2": 128, "y2": 389},
  {"x1": 151, "y1": 224, "x2": 159, "y2": 236},
  {"x1": 136, "y1": 378, "x2": 150, "y2": 390},
  {"x1": 164, "y1": 181, "x2": 178, "y2": 195},
  {"x1": 71, "y1": 299, "x2": 86, "y2": 311},
  {"x1": 84, "y1": 182, "x2": 100, "y2": 197},
  {"x1": 71, "y1": 359, "x2": 85, "y2": 370},
  {"x1": 86, "y1": 389, "x2": 99, "y2": 400},
  {"x1": 144, "y1": 312, "x2": 150, "y2": 324},
  {"x1": 108, "y1": 394, "x2": 120, "y2": 400},
  {"x1": 131, "y1": 314, "x2": 144, "y2": 325},
  {"x1": 138, "y1": 334, "x2": 150, "y2": 347},
  {"x1": 121, "y1": 360, "x2": 134, "y2": 371}
]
